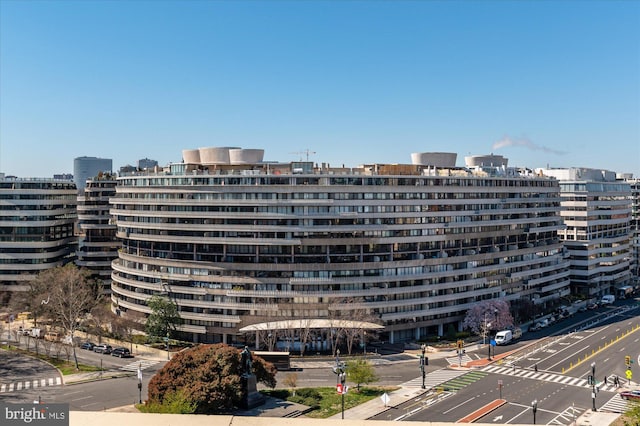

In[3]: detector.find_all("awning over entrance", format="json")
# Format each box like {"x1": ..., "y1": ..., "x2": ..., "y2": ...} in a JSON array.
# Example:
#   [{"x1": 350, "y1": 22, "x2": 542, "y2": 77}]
[{"x1": 239, "y1": 319, "x2": 384, "y2": 333}]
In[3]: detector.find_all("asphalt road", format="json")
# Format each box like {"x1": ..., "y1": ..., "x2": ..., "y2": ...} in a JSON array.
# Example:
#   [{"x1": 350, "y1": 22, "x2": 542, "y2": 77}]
[
  {"x1": 369, "y1": 301, "x2": 640, "y2": 424},
  {"x1": 2, "y1": 298, "x2": 639, "y2": 417}
]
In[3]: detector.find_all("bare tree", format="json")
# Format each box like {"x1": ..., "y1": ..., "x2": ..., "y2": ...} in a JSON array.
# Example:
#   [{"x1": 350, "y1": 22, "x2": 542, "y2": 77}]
[
  {"x1": 9, "y1": 277, "x2": 50, "y2": 328},
  {"x1": 114, "y1": 310, "x2": 145, "y2": 352},
  {"x1": 257, "y1": 329, "x2": 278, "y2": 352},
  {"x1": 42, "y1": 264, "x2": 101, "y2": 369},
  {"x1": 281, "y1": 320, "x2": 297, "y2": 352},
  {"x1": 88, "y1": 302, "x2": 115, "y2": 343},
  {"x1": 298, "y1": 319, "x2": 313, "y2": 357},
  {"x1": 283, "y1": 372, "x2": 298, "y2": 396}
]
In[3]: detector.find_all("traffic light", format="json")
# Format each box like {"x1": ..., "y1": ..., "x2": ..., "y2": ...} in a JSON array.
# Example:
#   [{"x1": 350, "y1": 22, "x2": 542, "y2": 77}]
[
  {"x1": 457, "y1": 340, "x2": 464, "y2": 350},
  {"x1": 587, "y1": 375, "x2": 594, "y2": 385},
  {"x1": 626, "y1": 355, "x2": 631, "y2": 367}
]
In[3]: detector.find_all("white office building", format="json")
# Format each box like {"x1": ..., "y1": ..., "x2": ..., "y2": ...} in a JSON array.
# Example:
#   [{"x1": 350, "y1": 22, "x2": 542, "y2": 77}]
[
  {"x1": 0, "y1": 176, "x2": 77, "y2": 296},
  {"x1": 539, "y1": 168, "x2": 633, "y2": 298}
]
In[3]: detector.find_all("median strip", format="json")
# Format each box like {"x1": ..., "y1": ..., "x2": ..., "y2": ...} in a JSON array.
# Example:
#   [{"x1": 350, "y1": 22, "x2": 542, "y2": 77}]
[{"x1": 456, "y1": 399, "x2": 507, "y2": 423}]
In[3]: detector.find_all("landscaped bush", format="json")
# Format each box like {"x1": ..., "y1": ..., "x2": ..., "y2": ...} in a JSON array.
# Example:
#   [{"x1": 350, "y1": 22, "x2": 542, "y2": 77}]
[{"x1": 289, "y1": 388, "x2": 322, "y2": 408}]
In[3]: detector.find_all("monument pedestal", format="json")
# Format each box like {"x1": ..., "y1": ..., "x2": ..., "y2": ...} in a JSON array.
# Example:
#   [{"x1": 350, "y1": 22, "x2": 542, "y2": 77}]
[{"x1": 241, "y1": 374, "x2": 265, "y2": 409}]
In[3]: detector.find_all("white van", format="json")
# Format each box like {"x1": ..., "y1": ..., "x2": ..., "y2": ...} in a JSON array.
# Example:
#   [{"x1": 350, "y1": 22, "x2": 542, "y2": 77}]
[
  {"x1": 600, "y1": 295, "x2": 615, "y2": 305},
  {"x1": 495, "y1": 330, "x2": 513, "y2": 345}
]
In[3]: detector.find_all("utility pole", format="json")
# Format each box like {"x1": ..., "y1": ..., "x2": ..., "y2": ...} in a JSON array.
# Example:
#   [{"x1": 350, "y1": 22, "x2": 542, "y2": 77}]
[
  {"x1": 420, "y1": 344, "x2": 428, "y2": 389},
  {"x1": 591, "y1": 362, "x2": 597, "y2": 411},
  {"x1": 333, "y1": 349, "x2": 347, "y2": 419}
]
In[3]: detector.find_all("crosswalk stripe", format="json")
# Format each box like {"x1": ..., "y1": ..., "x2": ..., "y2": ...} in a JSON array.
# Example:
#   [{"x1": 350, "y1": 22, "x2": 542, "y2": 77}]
[
  {"x1": 481, "y1": 365, "x2": 620, "y2": 392},
  {"x1": 0, "y1": 377, "x2": 62, "y2": 394}
]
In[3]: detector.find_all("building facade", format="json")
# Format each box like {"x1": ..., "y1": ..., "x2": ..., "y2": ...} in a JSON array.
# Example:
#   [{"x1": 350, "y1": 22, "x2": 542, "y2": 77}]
[
  {"x1": 76, "y1": 176, "x2": 119, "y2": 294},
  {"x1": 540, "y1": 168, "x2": 633, "y2": 298},
  {"x1": 73, "y1": 156, "x2": 113, "y2": 192},
  {"x1": 626, "y1": 178, "x2": 640, "y2": 286},
  {"x1": 109, "y1": 149, "x2": 570, "y2": 345},
  {"x1": 0, "y1": 177, "x2": 78, "y2": 296}
]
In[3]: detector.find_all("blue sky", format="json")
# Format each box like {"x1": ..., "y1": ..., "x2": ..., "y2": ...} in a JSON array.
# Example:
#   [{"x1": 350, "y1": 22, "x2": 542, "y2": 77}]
[{"x1": 1, "y1": 0, "x2": 639, "y2": 178}]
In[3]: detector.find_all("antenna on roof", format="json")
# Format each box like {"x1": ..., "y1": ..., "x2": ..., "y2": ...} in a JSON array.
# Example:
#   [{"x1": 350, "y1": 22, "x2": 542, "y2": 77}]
[{"x1": 289, "y1": 149, "x2": 316, "y2": 161}]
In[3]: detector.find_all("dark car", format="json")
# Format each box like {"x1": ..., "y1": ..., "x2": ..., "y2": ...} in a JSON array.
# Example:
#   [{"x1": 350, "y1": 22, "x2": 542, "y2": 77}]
[
  {"x1": 587, "y1": 302, "x2": 599, "y2": 310},
  {"x1": 620, "y1": 390, "x2": 640, "y2": 400},
  {"x1": 93, "y1": 344, "x2": 112, "y2": 354},
  {"x1": 111, "y1": 347, "x2": 132, "y2": 358},
  {"x1": 80, "y1": 342, "x2": 95, "y2": 351}
]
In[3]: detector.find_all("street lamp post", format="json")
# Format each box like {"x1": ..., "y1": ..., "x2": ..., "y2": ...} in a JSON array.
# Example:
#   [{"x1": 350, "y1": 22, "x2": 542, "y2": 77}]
[
  {"x1": 420, "y1": 344, "x2": 427, "y2": 389},
  {"x1": 531, "y1": 399, "x2": 538, "y2": 424},
  {"x1": 591, "y1": 362, "x2": 597, "y2": 411},
  {"x1": 137, "y1": 363, "x2": 142, "y2": 404},
  {"x1": 484, "y1": 309, "x2": 498, "y2": 360},
  {"x1": 334, "y1": 349, "x2": 346, "y2": 419}
]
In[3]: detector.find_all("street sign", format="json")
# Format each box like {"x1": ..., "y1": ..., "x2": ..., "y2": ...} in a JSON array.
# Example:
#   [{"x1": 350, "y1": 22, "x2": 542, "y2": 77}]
[
  {"x1": 626, "y1": 369, "x2": 633, "y2": 380},
  {"x1": 498, "y1": 380, "x2": 503, "y2": 386},
  {"x1": 380, "y1": 392, "x2": 390, "y2": 406},
  {"x1": 336, "y1": 383, "x2": 343, "y2": 394}
]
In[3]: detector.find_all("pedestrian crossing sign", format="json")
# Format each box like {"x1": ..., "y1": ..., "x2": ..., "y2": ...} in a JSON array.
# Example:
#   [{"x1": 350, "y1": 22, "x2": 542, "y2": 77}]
[{"x1": 626, "y1": 369, "x2": 633, "y2": 380}]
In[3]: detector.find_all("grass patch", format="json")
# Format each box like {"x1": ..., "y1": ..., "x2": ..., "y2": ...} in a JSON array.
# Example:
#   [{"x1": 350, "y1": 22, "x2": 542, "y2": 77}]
[
  {"x1": 261, "y1": 386, "x2": 398, "y2": 418},
  {"x1": 1, "y1": 344, "x2": 102, "y2": 375}
]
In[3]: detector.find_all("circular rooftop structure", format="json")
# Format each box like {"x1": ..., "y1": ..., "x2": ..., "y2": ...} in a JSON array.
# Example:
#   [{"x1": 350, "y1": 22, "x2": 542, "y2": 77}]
[
  {"x1": 410, "y1": 152, "x2": 457, "y2": 167},
  {"x1": 229, "y1": 149, "x2": 265, "y2": 165},
  {"x1": 182, "y1": 149, "x2": 201, "y2": 164},
  {"x1": 198, "y1": 147, "x2": 241, "y2": 165},
  {"x1": 465, "y1": 154, "x2": 508, "y2": 168}
]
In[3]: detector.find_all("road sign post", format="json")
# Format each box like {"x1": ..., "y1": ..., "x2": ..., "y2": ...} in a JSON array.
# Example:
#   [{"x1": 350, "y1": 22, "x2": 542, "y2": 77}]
[{"x1": 498, "y1": 380, "x2": 503, "y2": 400}]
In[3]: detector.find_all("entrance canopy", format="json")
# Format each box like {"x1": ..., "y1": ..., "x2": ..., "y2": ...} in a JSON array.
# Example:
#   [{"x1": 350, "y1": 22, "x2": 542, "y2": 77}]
[{"x1": 239, "y1": 319, "x2": 384, "y2": 333}]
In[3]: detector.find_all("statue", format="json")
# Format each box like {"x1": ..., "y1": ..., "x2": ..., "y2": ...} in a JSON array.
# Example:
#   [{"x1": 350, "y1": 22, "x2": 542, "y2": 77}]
[
  {"x1": 239, "y1": 345, "x2": 264, "y2": 409},
  {"x1": 241, "y1": 346, "x2": 253, "y2": 375}
]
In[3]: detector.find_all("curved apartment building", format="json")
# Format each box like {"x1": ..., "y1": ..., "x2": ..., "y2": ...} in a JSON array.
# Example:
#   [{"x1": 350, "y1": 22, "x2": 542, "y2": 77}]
[
  {"x1": 76, "y1": 177, "x2": 119, "y2": 294},
  {"x1": 0, "y1": 177, "x2": 77, "y2": 294},
  {"x1": 110, "y1": 155, "x2": 569, "y2": 344}
]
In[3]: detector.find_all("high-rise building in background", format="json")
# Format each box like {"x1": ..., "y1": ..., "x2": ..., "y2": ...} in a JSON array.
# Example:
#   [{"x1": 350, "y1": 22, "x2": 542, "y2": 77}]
[
  {"x1": 109, "y1": 147, "x2": 570, "y2": 345},
  {"x1": 137, "y1": 158, "x2": 158, "y2": 170},
  {"x1": 539, "y1": 168, "x2": 633, "y2": 298},
  {"x1": 76, "y1": 175, "x2": 119, "y2": 295},
  {"x1": 73, "y1": 156, "x2": 112, "y2": 192},
  {"x1": 0, "y1": 176, "x2": 77, "y2": 298}
]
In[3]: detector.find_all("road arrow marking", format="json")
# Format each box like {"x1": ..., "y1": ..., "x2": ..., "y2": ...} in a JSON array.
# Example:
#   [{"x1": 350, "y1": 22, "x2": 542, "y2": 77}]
[{"x1": 493, "y1": 415, "x2": 503, "y2": 422}]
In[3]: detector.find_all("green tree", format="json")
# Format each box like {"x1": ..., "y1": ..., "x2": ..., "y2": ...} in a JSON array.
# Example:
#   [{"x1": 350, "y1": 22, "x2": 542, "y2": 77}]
[
  {"x1": 621, "y1": 401, "x2": 640, "y2": 425},
  {"x1": 147, "y1": 343, "x2": 277, "y2": 413},
  {"x1": 346, "y1": 358, "x2": 379, "y2": 390},
  {"x1": 145, "y1": 294, "x2": 181, "y2": 340}
]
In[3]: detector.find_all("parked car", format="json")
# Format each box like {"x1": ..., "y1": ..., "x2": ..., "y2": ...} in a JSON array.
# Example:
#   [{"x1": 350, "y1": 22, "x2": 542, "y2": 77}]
[
  {"x1": 80, "y1": 342, "x2": 95, "y2": 350},
  {"x1": 93, "y1": 344, "x2": 112, "y2": 354},
  {"x1": 111, "y1": 347, "x2": 132, "y2": 358},
  {"x1": 44, "y1": 331, "x2": 61, "y2": 342},
  {"x1": 620, "y1": 390, "x2": 640, "y2": 400}
]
